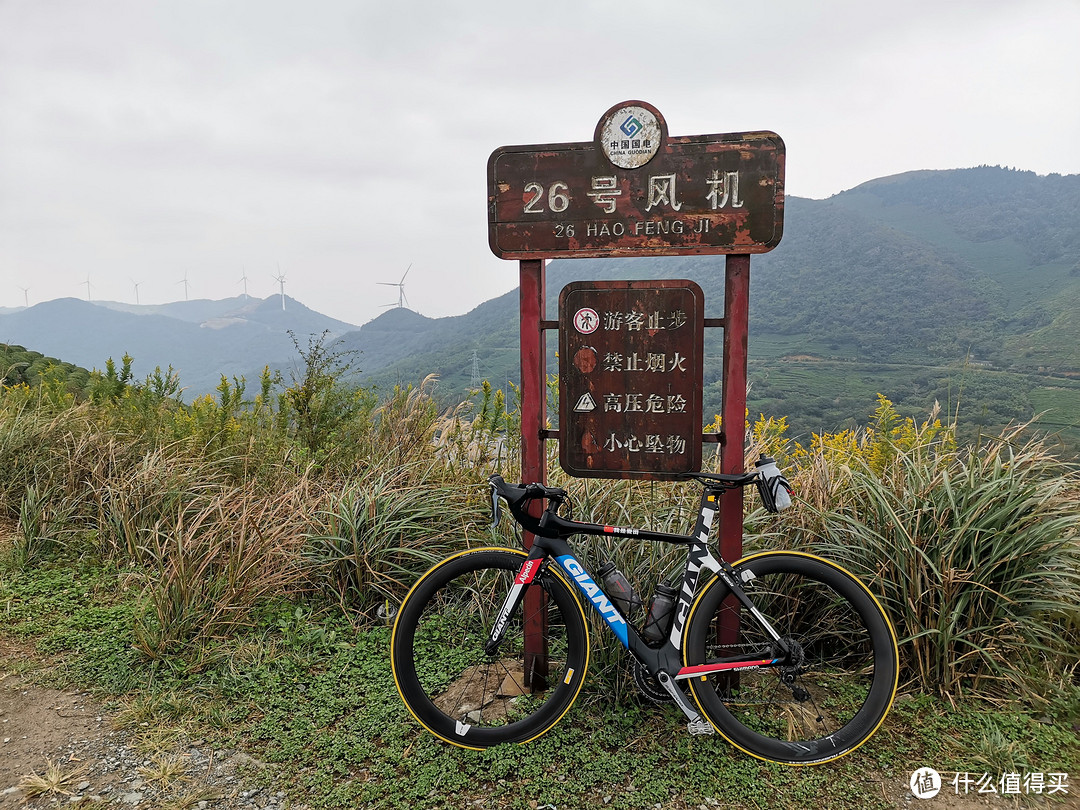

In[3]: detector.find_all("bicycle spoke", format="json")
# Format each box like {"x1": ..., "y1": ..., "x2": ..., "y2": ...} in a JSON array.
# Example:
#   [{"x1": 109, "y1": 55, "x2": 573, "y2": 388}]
[
  {"x1": 392, "y1": 549, "x2": 589, "y2": 747},
  {"x1": 685, "y1": 552, "x2": 897, "y2": 764}
]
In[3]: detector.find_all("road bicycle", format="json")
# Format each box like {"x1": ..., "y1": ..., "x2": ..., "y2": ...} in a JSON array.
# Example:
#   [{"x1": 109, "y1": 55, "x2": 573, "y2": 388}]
[{"x1": 390, "y1": 463, "x2": 899, "y2": 765}]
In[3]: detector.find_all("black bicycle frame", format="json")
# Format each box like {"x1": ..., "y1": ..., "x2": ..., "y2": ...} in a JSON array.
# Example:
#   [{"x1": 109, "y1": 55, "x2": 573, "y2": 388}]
[{"x1": 486, "y1": 485, "x2": 789, "y2": 686}]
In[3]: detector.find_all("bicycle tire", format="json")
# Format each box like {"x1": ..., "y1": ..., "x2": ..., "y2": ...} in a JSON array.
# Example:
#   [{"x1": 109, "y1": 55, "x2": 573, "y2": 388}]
[
  {"x1": 391, "y1": 547, "x2": 590, "y2": 749},
  {"x1": 683, "y1": 551, "x2": 898, "y2": 765}
]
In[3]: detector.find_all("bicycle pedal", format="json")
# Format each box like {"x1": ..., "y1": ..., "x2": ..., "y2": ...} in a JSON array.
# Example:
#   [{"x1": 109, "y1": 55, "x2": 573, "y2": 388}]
[{"x1": 687, "y1": 718, "x2": 715, "y2": 736}]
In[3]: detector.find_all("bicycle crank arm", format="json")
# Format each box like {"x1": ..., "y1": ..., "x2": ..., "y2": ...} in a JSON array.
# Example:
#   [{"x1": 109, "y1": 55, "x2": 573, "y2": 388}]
[{"x1": 655, "y1": 671, "x2": 715, "y2": 735}]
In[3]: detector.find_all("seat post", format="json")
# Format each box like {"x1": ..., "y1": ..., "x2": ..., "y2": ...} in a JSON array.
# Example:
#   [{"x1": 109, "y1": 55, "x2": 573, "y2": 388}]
[{"x1": 688, "y1": 484, "x2": 721, "y2": 543}]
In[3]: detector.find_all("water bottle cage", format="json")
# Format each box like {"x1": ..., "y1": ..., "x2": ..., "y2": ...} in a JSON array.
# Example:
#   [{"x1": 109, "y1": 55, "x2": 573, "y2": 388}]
[{"x1": 756, "y1": 473, "x2": 793, "y2": 513}]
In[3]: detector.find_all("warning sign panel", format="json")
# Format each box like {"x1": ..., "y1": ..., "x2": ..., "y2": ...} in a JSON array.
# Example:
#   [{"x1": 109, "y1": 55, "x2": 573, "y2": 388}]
[{"x1": 558, "y1": 279, "x2": 704, "y2": 479}]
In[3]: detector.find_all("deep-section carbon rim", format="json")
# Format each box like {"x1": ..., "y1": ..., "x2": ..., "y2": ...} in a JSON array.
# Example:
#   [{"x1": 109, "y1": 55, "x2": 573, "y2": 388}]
[
  {"x1": 684, "y1": 551, "x2": 898, "y2": 765},
  {"x1": 391, "y1": 548, "x2": 589, "y2": 748}
]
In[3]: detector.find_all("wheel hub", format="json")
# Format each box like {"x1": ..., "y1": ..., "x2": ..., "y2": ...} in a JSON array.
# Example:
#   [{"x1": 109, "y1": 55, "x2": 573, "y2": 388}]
[
  {"x1": 774, "y1": 637, "x2": 813, "y2": 703},
  {"x1": 775, "y1": 636, "x2": 805, "y2": 668}
]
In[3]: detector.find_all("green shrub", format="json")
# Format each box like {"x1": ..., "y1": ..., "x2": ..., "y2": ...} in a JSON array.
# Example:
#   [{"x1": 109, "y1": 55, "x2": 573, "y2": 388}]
[{"x1": 798, "y1": 416, "x2": 1080, "y2": 698}]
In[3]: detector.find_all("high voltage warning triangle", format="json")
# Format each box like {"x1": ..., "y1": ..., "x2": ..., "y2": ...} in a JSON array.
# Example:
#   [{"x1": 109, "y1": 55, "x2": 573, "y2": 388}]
[{"x1": 573, "y1": 392, "x2": 597, "y2": 413}]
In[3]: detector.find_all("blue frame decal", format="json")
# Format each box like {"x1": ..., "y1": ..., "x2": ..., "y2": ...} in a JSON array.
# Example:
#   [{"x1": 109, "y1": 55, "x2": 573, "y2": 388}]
[{"x1": 555, "y1": 554, "x2": 629, "y2": 647}]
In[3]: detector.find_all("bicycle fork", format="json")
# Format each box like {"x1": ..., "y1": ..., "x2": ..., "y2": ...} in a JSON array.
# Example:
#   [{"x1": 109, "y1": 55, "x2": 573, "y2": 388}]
[{"x1": 483, "y1": 551, "x2": 545, "y2": 657}]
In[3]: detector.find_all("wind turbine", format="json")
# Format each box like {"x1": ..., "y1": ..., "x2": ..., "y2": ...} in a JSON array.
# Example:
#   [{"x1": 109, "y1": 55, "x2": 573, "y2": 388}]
[
  {"x1": 81, "y1": 275, "x2": 92, "y2": 302},
  {"x1": 177, "y1": 272, "x2": 190, "y2": 301},
  {"x1": 379, "y1": 264, "x2": 411, "y2": 309},
  {"x1": 131, "y1": 279, "x2": 141, "y2": 305},
  {"x1": 18, "y1": 286, "x2": 29, "y2": 308},
  {"x1": 272, "y1": 267, "x2": 286, "y2": 311},
  {"x1": 239, "y1": 268, "x2": 249, "y2": 299}
]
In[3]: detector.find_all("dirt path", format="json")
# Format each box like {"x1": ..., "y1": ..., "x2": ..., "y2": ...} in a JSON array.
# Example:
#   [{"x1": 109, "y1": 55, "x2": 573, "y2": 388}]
[{"x1": 0, "y1": 638, "x2": 291, "y2": 810}]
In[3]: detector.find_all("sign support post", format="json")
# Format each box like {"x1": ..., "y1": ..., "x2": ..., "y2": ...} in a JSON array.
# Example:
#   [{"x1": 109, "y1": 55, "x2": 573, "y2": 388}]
[
  {"x1": 717, "y1": 254, "x2": 750, "y2": 661},
  {"x1": 519, "y1": 258, "x2": 548, "y2": 689},
  {"x1": 719, "y1": 254, "x2": 750, "y2": 561}
]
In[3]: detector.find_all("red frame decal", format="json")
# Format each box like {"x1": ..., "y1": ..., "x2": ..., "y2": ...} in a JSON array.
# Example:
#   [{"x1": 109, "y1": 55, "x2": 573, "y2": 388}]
[
  {"x1": 515, "y1": 559, "x2": 540, "y2": 585},
  {"x1": 676, "y1": 658, "x2": 781, "y2": 679}
]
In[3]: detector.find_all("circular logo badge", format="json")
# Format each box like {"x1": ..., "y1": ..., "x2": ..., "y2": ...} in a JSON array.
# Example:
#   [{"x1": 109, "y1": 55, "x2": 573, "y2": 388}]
[
  {"x1": 599, "y1": 105, "x2": 662, "y2": 169},
  {"x1": 910, "y1": 767, "x2": 942, "y2": 799},
  {"x1": 573, "y1": 307, "x2": 599, "y2": 334}
]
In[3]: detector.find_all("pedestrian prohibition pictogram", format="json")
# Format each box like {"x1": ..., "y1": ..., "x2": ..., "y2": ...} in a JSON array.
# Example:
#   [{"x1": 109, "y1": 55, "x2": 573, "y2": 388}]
[{"x1": 573, "y1": 307, "x2": 599, "y2": 334}]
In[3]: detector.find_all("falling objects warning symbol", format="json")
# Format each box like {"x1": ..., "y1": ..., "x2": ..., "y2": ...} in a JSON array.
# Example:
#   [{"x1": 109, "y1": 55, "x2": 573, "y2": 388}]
[{"x1": 573, "y1": 392, "x2": 597, "y2": 413}]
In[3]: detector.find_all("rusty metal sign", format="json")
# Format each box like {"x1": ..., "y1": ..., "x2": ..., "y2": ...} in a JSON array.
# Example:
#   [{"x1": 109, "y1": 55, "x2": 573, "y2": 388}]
[
  {"x1": 559, "y1": 280, "x2": 704, "y2": 479},
  {"x1": 488, "y1": 101, "x2": 785, "y2": 260}
]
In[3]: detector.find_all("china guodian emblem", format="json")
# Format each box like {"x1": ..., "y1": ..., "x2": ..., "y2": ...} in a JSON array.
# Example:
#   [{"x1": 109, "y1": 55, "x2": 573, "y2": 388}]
[{"x1": 598, "y1": 104, "x2": 662, "y2": 169}]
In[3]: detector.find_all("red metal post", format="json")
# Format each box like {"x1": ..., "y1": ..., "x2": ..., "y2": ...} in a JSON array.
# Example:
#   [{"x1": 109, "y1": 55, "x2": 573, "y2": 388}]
[
  {"x1": 519, "y1": 259, "x2": 548, "y2": 688},
  {"x1": 717, "y1": 255, "x2": 750, "y2": 676},
  {"x1": 519, "y1": 258, "x2": 547, "y2": 497},
  {"x1": 719, "y1": 254, "x2": 750, "y2": 561}
]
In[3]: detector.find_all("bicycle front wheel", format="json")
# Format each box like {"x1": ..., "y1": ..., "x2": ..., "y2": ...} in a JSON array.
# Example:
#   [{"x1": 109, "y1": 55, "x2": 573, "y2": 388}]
[
  {"x1": 391, "y1": 547, "x2": 589, "y2": 749},
  {"x1": 683, "y1": 551, "x2": 898, "y2": 765}
]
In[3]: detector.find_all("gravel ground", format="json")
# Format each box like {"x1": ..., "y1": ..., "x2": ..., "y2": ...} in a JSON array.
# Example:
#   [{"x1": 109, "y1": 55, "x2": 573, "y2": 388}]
[{"x1": 0, "y1": 639, "x2": 303, "y2": 810}]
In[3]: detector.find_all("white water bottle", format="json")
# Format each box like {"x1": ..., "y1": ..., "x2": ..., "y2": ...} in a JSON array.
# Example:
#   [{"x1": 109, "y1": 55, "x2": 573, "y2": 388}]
[{"x1": 755, "y1": 456, "x2": 793, "y2": 512}]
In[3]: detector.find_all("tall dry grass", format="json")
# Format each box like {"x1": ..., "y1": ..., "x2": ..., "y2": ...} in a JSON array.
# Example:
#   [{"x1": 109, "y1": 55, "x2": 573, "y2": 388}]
[
  {"x1": 778, "y1": 415, "x2": 1080, "y2": 700},
  {"x1": 132, "y1": 482, "x2": 317, "y2": 658},
  {"x1": 3, "y1": 371, "x2": 1078, "y2": 703}
]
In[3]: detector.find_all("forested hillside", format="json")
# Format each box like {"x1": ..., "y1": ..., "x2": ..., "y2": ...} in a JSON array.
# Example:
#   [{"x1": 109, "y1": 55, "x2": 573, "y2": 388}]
[
  {"x1": 351, "y1": 167, "x2": 1080, "y2": 447},
  {"x1": 0, "y1": 344, "x2": 90, "y2": 393}
]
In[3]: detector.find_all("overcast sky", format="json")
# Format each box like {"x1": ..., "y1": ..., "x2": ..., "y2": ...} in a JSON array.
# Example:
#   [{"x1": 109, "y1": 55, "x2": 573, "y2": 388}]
[{"x1": 2, "y1": 0, "x2": 1078, "y2": 326}]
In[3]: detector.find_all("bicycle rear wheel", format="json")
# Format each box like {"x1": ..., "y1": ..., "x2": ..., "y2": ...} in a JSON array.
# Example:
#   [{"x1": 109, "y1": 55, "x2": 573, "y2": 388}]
[
  {"x1": 391, "y1": 547, "x2": 589, "y2": 749},
  {"x1": 683, "y1": 551, "x2": 898, "y2": 765}
]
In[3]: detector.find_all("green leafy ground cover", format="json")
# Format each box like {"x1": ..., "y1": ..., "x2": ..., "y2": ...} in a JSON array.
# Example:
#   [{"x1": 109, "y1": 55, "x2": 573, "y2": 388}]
[{"x1": 2, "y1": 549, "x2": 1077, "y2": 810}]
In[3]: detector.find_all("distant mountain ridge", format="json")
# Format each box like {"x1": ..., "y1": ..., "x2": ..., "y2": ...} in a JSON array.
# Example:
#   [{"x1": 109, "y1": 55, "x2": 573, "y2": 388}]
[
  {"x1": 344, "y1": 166, "x2": 1080, "y2": 444},
  {"x1": 3, "y1": 167, "x2": 1078, "y2": 446},
  {"x1": 350, "y1": 167, "x2": 1080, "y2": 372},
  {"x1": 0, "y1": 295, "x2": 356, "y2": 397}
]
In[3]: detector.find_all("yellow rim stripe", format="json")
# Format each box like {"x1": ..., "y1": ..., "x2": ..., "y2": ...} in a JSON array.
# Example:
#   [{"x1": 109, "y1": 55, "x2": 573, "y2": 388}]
[
  {"x1": 390, "y1": 546, "x2": 590, "y2": 751},
  {"x1": 681, "y1": 549, "x2": 900, "y2": 766}
]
